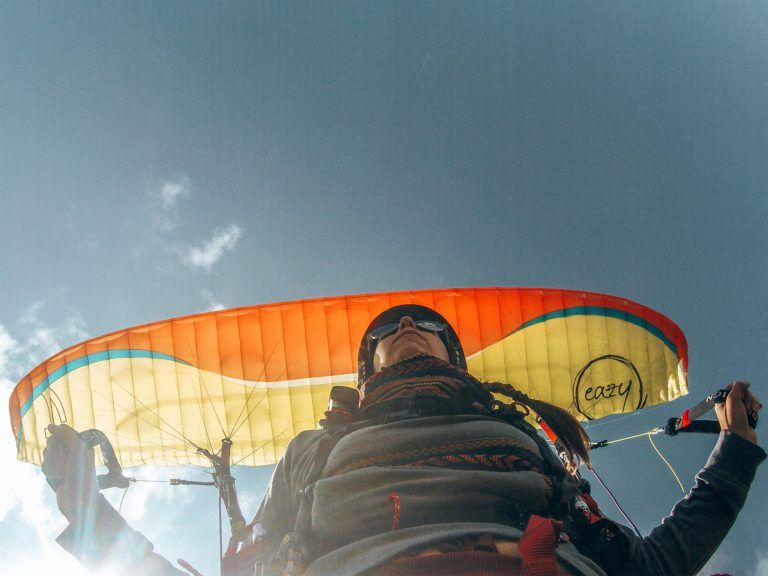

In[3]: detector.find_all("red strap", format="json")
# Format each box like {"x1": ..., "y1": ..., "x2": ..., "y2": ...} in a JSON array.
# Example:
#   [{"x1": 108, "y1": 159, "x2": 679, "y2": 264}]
[
  {"x1": 519, "y1": 515, "x2": 562, "y2": 576},
  {"x1": 178, "y1": 559, "x2": 204, "y2": 576},
  {"x1": 539, "y1": 420, "x2": 558, "y2": 443},
  {"x1": 580, "y1": 493, "x2": 603, "y2": 520},
  {"x1": 220, "y1": 538, "x2": 264, "y2": 575},
  {"x1": 388, "y1": 492, "x2": 401, "y2": 530}
]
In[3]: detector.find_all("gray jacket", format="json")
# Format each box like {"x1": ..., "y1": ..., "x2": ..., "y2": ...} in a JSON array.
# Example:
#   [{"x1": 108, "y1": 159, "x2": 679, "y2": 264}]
[{"x1": 58, "y1": 416, "x2": 765, "y2": 576}]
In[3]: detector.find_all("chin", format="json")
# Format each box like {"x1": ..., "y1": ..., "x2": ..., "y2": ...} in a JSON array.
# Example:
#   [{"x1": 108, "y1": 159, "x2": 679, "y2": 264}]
[{"x1": 391, "y1": 349, "x2": 431, "y2": 364}]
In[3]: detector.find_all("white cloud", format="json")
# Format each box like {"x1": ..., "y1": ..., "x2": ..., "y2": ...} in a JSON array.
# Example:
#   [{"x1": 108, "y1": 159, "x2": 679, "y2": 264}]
[
  {"x1": 18, "y1": 301, "x2": 88, "y2": 367},
  {"x1": 753, "y1": 550, "x2": 768, "y2": 576},
  {"x1": 159, "y1": 179, "x2": 190, "y2": 210},
  {"x1": 698, "y1": 548, "x2": 768, "y2": 576},
  {"x1": 201, "y1": 289, "x2": 226, "y2": 311},
  {"x1": 181, "y1": 224, "x2": 243, "y2": 273},
  {"x1": 152, "y1": 177, "x2": 190, "y2": 233},
  {"x1": 143, "y1": 178, "x2": 244, "y2": 277},
  {"x1": 106, "y1": 465, "x2": 196, "y2": 525},
  {"x1": 0, "y1": 307, "x2": 206, "y2": 574},
  {"x1": 1, "y1": 375, "x2": 60, "y2": 552},
  {"x1": 0, "y1": 534, "x2": 87, "y2": 576},
  {"x1": 235, "y1": 487, "x2": 261, "y2": 518},
  {"x1": 0, "y1": 310, "x2": 89, "y2": 529},
  {"x1": 0, "y1": 324, "x2": 19, "y2": 376}
]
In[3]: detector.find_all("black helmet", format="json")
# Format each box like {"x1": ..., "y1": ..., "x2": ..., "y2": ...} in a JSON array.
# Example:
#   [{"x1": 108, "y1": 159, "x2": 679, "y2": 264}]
[{"x1": 357, "y1": 304, "x2": 466, "y2": 385}]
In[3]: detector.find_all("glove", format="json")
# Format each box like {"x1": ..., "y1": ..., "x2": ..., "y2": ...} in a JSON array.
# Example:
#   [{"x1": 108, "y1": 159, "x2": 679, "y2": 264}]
[
  {"x1": 715, "y1": 381, "x2": 761, "y2": 445},
  {"x1": 42, "y1": 424, "x2": 100, "y2": 524}
]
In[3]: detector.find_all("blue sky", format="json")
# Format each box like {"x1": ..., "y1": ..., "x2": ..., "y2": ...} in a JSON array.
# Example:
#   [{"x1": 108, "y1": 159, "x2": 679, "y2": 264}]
[{"x1": 1, "y1": 2, "x2": 766, "y2": 575}]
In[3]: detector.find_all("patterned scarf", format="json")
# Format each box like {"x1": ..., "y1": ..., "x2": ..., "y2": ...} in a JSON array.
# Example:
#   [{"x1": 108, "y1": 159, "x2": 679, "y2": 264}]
[
  {"x1": 359, "y1": 354, "x2": 495, "y2": 418},
  {"x1": 346, "y1": 354, "x2": 545, "y2": 476}
]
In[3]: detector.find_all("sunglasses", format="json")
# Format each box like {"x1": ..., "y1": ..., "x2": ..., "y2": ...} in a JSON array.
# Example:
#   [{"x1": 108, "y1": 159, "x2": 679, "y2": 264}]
[{"x1": 367, "y1": 320, "x2": 447, "y2": 343}]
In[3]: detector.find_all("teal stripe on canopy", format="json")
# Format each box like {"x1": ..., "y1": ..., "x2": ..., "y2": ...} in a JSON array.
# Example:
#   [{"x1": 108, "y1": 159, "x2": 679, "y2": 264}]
[
  {"x1": 512, "y1": 306, "x2": 679, "y2": 357},
  {"x1": 16, "y1": 349, "x2": 189, "y2": 446}
]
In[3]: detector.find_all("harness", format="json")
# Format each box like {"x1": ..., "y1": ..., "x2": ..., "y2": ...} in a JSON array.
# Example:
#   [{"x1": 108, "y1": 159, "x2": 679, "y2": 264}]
[
  {"x1": 271, "y1": 407, "x2": 557, "y2": 574},
  {"x1": 255, "y1": 364, "x2": 629, "y2": 576}
]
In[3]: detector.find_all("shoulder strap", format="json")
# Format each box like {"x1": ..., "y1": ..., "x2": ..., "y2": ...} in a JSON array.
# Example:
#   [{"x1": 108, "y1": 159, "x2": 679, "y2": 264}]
[{"x1": 275, "y1": 421, "x2": 369, "y2": 575}]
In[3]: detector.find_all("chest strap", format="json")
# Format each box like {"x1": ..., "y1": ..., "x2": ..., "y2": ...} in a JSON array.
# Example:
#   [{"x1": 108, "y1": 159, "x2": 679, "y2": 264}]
[{"x1": 519, "y1": 515, "x2": 566, "y2": 576}]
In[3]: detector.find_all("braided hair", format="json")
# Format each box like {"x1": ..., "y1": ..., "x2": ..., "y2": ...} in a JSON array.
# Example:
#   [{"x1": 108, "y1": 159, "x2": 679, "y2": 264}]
[{"x1": 482, "y1": 380, "x2": 592, "y2": 472}]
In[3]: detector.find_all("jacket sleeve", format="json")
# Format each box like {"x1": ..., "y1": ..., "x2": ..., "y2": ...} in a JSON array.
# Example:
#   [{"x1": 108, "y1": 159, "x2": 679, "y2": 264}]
[
  {"x1": 616, "y1": 432, "x2": 766, "y2": 576},
  {"x1": 253, "y1": 430, "x2": 324, "y2": 556},
  {"x1": 56, "y1": 493, "x2": 188, "y2": 575}
]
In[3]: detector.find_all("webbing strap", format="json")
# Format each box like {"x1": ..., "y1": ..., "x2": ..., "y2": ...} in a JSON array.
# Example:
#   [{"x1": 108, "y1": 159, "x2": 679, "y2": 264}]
[
  {"x1": 278, "y1": 425, "x2": 359, "y2": 574},
  {"x1": 519, "y1": 515, "x2": 562, "y2": 576}
]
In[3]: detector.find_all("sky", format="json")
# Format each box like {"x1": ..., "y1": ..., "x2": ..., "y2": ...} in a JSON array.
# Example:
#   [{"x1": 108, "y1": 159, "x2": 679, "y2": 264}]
[{"x1": 1, "y1": 2, "x2": 767, "y2": 575}]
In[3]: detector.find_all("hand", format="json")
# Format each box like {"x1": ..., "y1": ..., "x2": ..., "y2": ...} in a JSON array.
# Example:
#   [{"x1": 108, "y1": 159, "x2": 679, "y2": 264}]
[
  {"x1": 715, "y1": 381, "x2": 761, "y2": 445},
  {"x1": 42, "y1": 424, "x2": 100, "y2": 524}
]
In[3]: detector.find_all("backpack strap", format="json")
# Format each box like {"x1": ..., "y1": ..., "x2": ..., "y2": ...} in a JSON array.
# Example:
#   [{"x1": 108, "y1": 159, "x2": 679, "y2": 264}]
[
  {"x1": 519, "y1": 515, "x2": 567, "y2": 576},
  {"x1": 275, "y1": 421, "x2": 369, "y2": 576}
]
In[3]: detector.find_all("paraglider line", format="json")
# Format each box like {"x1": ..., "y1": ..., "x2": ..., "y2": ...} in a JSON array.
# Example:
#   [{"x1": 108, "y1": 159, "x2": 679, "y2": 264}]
[
  {"x1": 104, "y1": 371, "x2": 204, "y2": 454},
  {"x1": 229, "y1": 366, "x2": 289, "y2": 446},
  {"x1": 228, "y1": 339, "x2": 283, "y2": 441},
  {"x1": 583, "y1": 401, "x2": 670, "y2": 430},
  {"x1": 133, "y1": 477, "x2": 184, "y2": 482},
  {"x1": 86, "y1": 355, "x2": 208, "y2": 465},
  {"x1": 194, "y1": 368, "x2": 227, "y2": 445},
  {"x1": 647, "y1": 431, "x2": 685, "y2": 493},
  {"x1": 587, "y1": 427, "x2": 685, "y2": 494},
  {"x1": 189, "y1": 366, "x2": 216, "y2": 458},
  {"x1": 587, "y1": 465, "x2": 642, "y2": 539},
  {"x1": 87, "y1": 375, "x2": 204, "y2": 459},
  {"x1": 598, "y1": 428, "x2": 664, "y2": 446},
  {"x1": 218, "y1": 492, "x2": 224, "y2": 572},
  {"x1": 231, "y1": 422, "x2": 297, "y2": 467},
  {"x1": 90, "y1": 361, "x2": 197, "y2": 451},
  {"x1": 49, "y1": 388, "x2": 65, "y2": 424},
  {"x1": 170, "y1": 336, "x2": 218, "y2": 459},
  {"x1": 43, "y1": 394, "x2": 54, "y2": 425},
  {"x1": 106, "y1": 429, "x2": 209, "y2": 465},
  {"x1": 118, "y1": 484, "x2": 131, "y2": 514}
]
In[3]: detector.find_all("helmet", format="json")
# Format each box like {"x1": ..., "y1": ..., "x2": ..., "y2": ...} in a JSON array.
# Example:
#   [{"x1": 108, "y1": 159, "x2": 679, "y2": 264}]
[{"x1": 357, "y1": 304, "x2": 466, "y2": 385}]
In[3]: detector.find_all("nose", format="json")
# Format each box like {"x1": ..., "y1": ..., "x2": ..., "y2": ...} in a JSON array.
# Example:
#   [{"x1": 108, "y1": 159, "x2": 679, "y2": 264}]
[{"x1": 398, "y1": 316, "x2": 416, "y2": 330}]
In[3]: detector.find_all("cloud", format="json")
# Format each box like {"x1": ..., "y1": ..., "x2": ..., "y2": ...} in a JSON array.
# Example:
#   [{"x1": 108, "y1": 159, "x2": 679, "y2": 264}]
[
  {"x1": 0, "y1": 305, "x2": 205, "y2": 574},
  {"x1": 0, "y1": 324, "x2": 19, "y2": 376},
  {"x1": 106, "y1": 465, "x2": 196, "y2": 526},
  {"x1": 201, "y1": 289, "x2": 226, "y2": 311},
  {"x1": 753, "y1": 550, "x2": 768, "y2": 576},
  {"x1": 180, "y1": 224, "x2": 243, "y2": 273},
  {"x1": 0, "y1": 329, "x2": 64, "y2": 537},
  {"x1": 699, "y1": 548, "x2": 768, "y2": 576},
  {"x1": 0, "y1": 305, "x2": 89, "y2": 530},
  {"x1": 159, "y1": 179, "x2": 190, "y2": 210},
  {"x1": 18, "y1": 300, "x2": 88, "y2": 367},
  {"x1": 142, "y1": 177, "x2": 244, "y2": 275},
  {"x1": 151, "y1": 177, "x2": 190, "y2": 233}
]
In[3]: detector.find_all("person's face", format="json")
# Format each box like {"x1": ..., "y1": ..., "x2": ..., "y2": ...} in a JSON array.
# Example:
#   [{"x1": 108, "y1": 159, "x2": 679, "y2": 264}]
[{"x1": 372, "y1": 316, "x2": 450, "y2": 371}]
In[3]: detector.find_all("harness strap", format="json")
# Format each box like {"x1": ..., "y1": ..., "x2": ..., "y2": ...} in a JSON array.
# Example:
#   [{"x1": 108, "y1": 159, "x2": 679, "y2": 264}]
[
  {"x1": 519, "y1": 515, "x2": 564, "y2": 576},
  {"x1": 276, "y1": 425, "x2": 359, "y2": 575}
]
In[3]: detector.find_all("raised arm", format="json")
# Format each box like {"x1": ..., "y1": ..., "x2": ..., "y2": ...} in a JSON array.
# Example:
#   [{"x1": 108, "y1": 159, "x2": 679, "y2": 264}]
[
  {"x1": 618, "y1": 382, "x2": 765, "y2": 576},
  {"x1": 43, "y1": 424, "x2": 187, "y2": 576}
]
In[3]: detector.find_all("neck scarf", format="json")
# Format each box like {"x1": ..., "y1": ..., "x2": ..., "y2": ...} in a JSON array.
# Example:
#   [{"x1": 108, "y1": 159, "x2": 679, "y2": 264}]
[{"x1": 359, "y1": 354, "x2": 494, "y2": 418}]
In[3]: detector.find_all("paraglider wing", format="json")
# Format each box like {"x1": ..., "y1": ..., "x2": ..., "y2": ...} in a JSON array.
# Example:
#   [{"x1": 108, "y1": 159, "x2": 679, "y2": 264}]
[{"x1": 9, "y1": 287, "x2": 688, "y2": 468}]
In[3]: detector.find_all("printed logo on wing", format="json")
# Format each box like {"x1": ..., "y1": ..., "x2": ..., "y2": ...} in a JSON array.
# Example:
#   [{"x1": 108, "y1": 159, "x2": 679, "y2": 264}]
[{"x1": 573, "y1": 355, "x2": 647, "y2": 420}]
